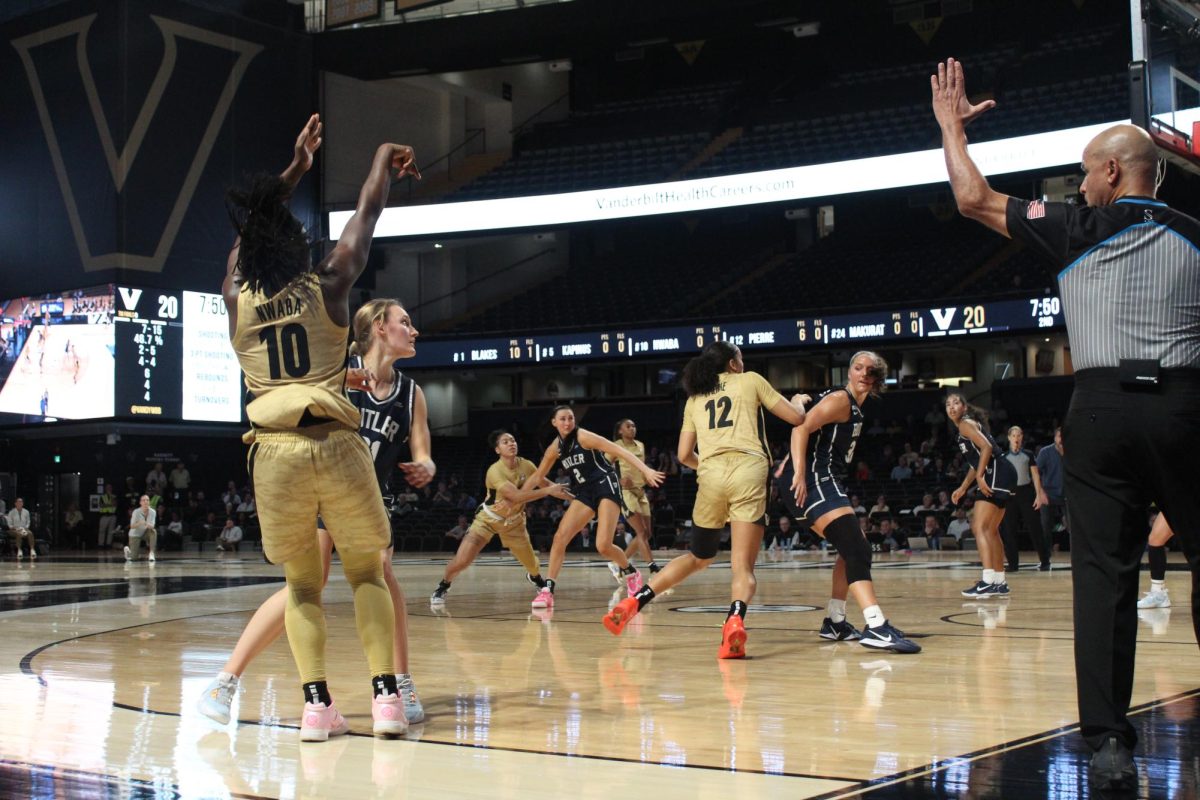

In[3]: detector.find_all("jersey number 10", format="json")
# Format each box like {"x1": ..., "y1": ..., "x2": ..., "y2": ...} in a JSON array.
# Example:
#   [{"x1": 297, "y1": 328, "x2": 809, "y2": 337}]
[{"x1": 259, "y1": 323, "x2": 311, "y2": 380}]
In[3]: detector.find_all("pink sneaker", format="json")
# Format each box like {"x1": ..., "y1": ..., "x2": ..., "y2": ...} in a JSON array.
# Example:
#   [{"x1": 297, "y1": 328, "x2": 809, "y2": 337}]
[
  {"x1": 372, "y1": 693, "x2": 408, "y2": 736},
  {"x1": 531, "y1": 587, "x2": 554, "y2": 609},
  {"x1": 625, "y1": 570, "x2": 643, "y2": 596},
  {"x1": 299, "y1": 701, "x2": 349, "y2": 742}
]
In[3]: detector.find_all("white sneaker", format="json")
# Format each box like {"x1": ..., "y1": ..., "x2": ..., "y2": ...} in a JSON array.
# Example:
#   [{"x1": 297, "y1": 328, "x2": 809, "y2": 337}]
[
  {"x1": 397, "y1": 675, "x2": 424, "y2": 724},
  {"x1": 1136, "y1": 589, "x2": 1170, "y2": 609},
  {"x1": 607, "y1": 562, "x2": 623, "y2": 583},
  {"x1": 124, "y1": 545, "x2": 132, "y2": 562},
  {"x1": 15, "y1": 551, "x2": 22, "y2": 561},
  {"x1": 148, "y1": 551, "x2": 156, "y2": 564},
  {"x1": 30, "y1": 549, "x2": 37, "y2": 560},
  {"x1": 197, "y1": 676, "x2": 238, "y2": 725}
]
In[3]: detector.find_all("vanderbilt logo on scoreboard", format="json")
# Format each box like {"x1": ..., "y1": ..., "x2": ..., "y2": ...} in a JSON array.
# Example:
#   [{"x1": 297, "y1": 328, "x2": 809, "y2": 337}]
[{"x1": 11, "y1": 14, "x2": 263, "y2": 273}]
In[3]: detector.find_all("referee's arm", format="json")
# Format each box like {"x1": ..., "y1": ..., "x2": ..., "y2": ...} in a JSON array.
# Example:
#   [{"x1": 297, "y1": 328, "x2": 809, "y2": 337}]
[{"x1": 931, "y1": 58, "x2": 1011, "y2": 236}]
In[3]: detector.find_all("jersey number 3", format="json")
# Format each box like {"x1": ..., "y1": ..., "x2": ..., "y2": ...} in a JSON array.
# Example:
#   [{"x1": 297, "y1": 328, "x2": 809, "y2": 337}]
[
  {"x1": 259, "y1": 323, "x2": 311, "y2": 379},
  {"x1": 704, "y1": 396, "x2": 734, "y2": 429}
]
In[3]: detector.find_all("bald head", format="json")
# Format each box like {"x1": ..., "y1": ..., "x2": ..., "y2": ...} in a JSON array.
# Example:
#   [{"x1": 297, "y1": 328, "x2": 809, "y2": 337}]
[{"x1": 1079, "y1": 124, "x2": 1160, "y2": 205}]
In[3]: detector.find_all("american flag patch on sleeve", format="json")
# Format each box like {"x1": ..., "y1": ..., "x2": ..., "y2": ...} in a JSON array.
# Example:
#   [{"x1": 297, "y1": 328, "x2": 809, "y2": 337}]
[{"x1": 1026, "y1": 200, "x2": 1046, "y2": 220}]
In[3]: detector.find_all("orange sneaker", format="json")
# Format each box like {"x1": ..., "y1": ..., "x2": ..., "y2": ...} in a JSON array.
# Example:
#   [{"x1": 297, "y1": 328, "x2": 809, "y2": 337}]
[
  {"x1": 602, "y1": 596, "x2": 639, "y2": 635},
  {"x1": 718, "y1": 615, "x2": 747, "y2": 659}
]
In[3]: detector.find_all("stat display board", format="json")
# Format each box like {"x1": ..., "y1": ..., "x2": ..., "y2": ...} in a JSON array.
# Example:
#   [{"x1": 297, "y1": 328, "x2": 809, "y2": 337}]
[
  {"x1": 114, "y1": 287, "x2": 243, "y2": 422},
  {"x1": 406, "y1": 295, "x2": 1066, "y2": 369}
]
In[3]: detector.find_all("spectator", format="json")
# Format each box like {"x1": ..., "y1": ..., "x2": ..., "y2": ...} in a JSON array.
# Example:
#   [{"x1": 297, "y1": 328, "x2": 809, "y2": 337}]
[
  {"x1": 168, "y1": 462, "x2": 191, "y2": 501},
  {"x1": 848, "y1": 494, "x2": 867, "y2": 515},
  {"x1": 125, "y1": 494, "x2": 157, "y2": 563},
  {"x1": 923, "y1": 514, "x2": 944, "y2": 551},
  {"x1": 145, "y1": 462, "x2": 167, "y2": 494},
  {"x1": 215, "y1": 518, "x2": 243, "y2": 552},
  {"x1": 443, "y1": 515, "x2": 470, "y2": 548},
  {"x1": 220, "y1": 481, "x2": 241, "y2": 514},
  {"x1": 432, "y1": 481, "x2": 454, "y2": 506},
  {"x1": 7, "y1": 498, "x2": 36, "y2": 560},
  {"x1": 947, "y1": 507, "x2": 972, "y2": 544},
  {"x1": 912, "y1": 494, "x2": 938, "y2": 517},
  {"x1": 879, "y1": 518, "x2": 903, "y2": 552},
  {"x1": 869, "y1": 495, "x2": 890, "y2": 516},
  {"x1": 936, "y1": 490, "x2": 952, "y2": 510},
  {"x1": 63, "y1": 502, "x2": 84, "y2": 549},
  {"x1": 854, "y1": 461, "x2": 872, "y2": 481},
  {"x1": 767, "y1": 515, "x2": 794, "y2": 552},
  {"x1": 889, "y1": 458, "x2": 913, "y2": 481},
  {"x1": 165, "y1": 512, "x2": 185, "y2": 549},
  {"x1": 236, "y1": 492, "x2": 256, "y2": 518}
]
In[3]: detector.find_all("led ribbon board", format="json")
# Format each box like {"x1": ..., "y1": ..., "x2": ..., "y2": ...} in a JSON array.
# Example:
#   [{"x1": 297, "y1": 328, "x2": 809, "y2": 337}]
[{"x1": 329, "y1": 120, "x2": 1127, "y2": 239}]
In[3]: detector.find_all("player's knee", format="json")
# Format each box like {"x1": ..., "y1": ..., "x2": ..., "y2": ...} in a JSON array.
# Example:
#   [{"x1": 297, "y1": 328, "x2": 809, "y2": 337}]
[
  {"x1": 689, "y1": 526, "x2": 722, "y2": 560},
  {"x1": 824, "y1": 515, "x2": 872, "y2": 584}
]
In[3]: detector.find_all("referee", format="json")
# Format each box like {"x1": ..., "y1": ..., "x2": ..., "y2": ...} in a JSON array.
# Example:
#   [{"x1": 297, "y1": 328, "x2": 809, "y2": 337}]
[
  {"x1": 1000, "y1": 426, "x2": 1051, "y2": 571},
  {"x1": 932, "y1": 59, "x2": 1200, "y2": 791}
]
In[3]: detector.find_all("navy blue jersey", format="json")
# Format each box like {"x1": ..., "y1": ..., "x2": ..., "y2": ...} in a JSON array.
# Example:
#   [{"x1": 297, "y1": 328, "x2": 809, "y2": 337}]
[
  {"x1": 557, "y1": 431, "x2": 618, "y2": 488},
  {"x1": 956, "y1": 421, "x2": 1016, "y2": 490},
  {"x1": 347, "y1": 356, "x2": 416, "y2": 496},
  {"x1": 805, "y1": 388, "x2": 864, "y2": 481}
]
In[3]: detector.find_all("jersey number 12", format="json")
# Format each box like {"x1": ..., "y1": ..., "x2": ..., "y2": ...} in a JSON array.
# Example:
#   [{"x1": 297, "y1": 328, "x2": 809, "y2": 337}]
[{"x1": 704, "y1": 396, "x2": 734, "y2": 429}]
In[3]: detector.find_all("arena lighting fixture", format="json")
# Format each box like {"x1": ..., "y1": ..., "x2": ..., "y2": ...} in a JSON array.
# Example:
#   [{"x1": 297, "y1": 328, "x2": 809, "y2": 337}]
[{"x1": 329, "y1": 119, "x2": 1127, "y2": 240}]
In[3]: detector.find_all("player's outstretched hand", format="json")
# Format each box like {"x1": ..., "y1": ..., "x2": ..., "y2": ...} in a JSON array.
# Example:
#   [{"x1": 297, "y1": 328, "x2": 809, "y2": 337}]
[
  {"x1": 293, "y1": 113, "x2": 323, "y2": 173},
  {"x1": 547, "y1": 483, "x2": 575, "y2": 501},
  {"x1": 399, "y1": 460, "x2": 435, "y2": 488},
  {"x1": 930, "y1": 58, "x2": 995, "y2": 128},
  {"x1": 390, "y1": 145, "x2": 422, "y2": 181},
  {"x1": 642, "y1": 468, "x2": 666, "y2": 488}
]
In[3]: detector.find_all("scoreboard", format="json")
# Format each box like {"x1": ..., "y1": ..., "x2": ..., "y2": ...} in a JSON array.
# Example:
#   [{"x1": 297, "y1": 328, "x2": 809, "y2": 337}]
[
  {"x1": 404, "y1": 295, "x2": 1065, "y2": 369},
  {"x1": 114, "y1": 287, "x2": 243, "y2": 422}
]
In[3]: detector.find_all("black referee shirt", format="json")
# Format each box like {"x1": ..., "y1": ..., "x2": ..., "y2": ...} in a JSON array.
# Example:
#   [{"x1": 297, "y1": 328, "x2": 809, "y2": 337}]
[{"x1": 1005, "y1": 196, "x2": 1200, "y2": 370}]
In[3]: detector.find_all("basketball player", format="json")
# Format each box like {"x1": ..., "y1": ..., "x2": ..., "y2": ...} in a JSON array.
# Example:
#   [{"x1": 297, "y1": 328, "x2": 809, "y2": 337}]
[
  {"x1": 430, "y1": 430, "x2": 574, "y2": 607},
  {"x1": 606, "y1": 419, "x2": 660, "y2": 582},
  {"x1": 1137, "y1": 511, "x2": 1175, "y2": 609},
  {"x1": 532, "y1": 406, "x2": 665, "y2": 604},
  {"x1": 603, "y1": 341, "x2": 807, "y2": 659},
  {"x1": 222, "y1": 113, "x2": 420, "y2": 740},
  {"x1": 947, "y1": 391, "x2": 1017, "y2": 598},
  {"x1": 197, "y1": 299, "x2": 434, "y2": 729},
  {"x1": 790, "y1": 351, "x2": 920, "y2": 654}
]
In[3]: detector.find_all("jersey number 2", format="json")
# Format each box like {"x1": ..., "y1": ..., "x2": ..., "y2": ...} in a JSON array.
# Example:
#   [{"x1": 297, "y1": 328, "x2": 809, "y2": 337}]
[
  {"x1": 704, "y1": 396, "x2": 734, "y2": 429},
  {"x1": 259, "y1": 323, "x2": 311, "y2": 379}
]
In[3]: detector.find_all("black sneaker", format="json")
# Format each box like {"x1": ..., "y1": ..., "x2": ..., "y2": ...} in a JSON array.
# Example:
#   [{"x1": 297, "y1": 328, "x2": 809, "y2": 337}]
[
  {"x1": 649, "y1": 563, "x2": 663, "y2": 574},
  {"x1": 1089, "y1": 736, "x2": 1137, "y2": 791},
  {"x1": 961, "y1": 580, "x2": 990, "y2": 598},
  {"x1": 860, "y1": 621, "x2": 921, "y2": 654},
  {"x1": 430, "y1": 582, "x2": 450, "y2": 607},
  {"x1": 819, "y1": 617, "x2": 863, "y2": 641},
  {"x1": 526, "y1": 573, "x2": 545, "y2": 589}
]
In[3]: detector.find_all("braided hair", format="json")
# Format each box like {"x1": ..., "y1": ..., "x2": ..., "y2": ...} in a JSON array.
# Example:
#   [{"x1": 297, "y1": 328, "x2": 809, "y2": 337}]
[{"x1": 226, "y1": 173, "x2": 312, "y2": 297}]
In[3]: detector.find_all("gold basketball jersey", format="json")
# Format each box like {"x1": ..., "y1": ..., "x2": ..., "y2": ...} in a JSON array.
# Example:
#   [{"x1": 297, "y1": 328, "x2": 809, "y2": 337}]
[
  {"x1": 613, "y1": 438, "x2": 647, "y2": 489},
  {"x1": 485, "y1": 457, "x2": 538, "y2": 517},
  {"x1": 681, "y1": 371, "x2": 784, "y2": 465},
  {"x1": 232, "y1": 274, "x2": 359, "y2": 431}
]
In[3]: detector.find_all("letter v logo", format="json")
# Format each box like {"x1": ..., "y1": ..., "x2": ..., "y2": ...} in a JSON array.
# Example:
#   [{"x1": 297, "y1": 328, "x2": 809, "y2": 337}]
[
  {"x1": 118, "y1": 287, "x2": 144, "y2": 311},
  {"x1": 930, "y1": 307, "x2": 957, "y2": 331},
  {"x1": 11, "y1": 14, "x2": 262, "y2": 273}
]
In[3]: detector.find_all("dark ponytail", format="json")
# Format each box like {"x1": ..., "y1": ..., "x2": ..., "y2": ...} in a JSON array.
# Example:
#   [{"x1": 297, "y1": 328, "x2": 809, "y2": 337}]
[
  {"x1": 683, "y1": 341, "x2": 738, "y2": 397},
  {"x1": 226, "y1": 173, "x2": 312, "y2": 297},
  {"x1": 613, "y1": 418, "x2": 633, "y2": 440}
]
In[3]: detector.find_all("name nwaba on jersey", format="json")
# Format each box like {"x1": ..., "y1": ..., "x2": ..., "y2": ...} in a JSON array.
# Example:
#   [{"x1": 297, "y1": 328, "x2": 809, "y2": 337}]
[{"x1": 254, "y1": 295, "x2": 304, "y2": 324}]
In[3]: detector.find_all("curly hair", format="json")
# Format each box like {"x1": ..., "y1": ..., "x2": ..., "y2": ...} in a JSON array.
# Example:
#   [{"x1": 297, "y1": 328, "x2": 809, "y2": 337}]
[
  {"x1": 683, "y1": 340, "x2": 738, "y2": 397},
  {"x1": 226, "y1": 173, "x2": 312, "y2": 297}
]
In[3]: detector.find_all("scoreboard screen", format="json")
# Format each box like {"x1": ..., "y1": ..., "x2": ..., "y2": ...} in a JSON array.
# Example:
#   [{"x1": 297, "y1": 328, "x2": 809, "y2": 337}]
[
  {"x1": 114, "y1": 287, "x2": 243, "y2": 422},
  {"x1": 404, "y1": 295, "x2": 1066, "y2": 369}
]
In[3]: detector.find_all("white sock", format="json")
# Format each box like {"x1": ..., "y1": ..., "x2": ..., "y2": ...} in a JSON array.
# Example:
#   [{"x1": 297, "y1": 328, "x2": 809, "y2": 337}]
[
  {"x1": 218, "y1": 671, "x2": 239, "y2": 686},
  {"x1": 982, "y1": 569, "x2": 995, "y2": 584},
  {"x1": 1150, "y1": 580, "x2": 1166, "y2": 593},
  {"x1": 863, "y1": 605, "x2": 885, "y2": 629},
  {"x1": 992, "y1": 571, "x2": 1006, "y2": 585},
  {"x1": 827, "y1": 598, "x2": 847, "y2": 623}
]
